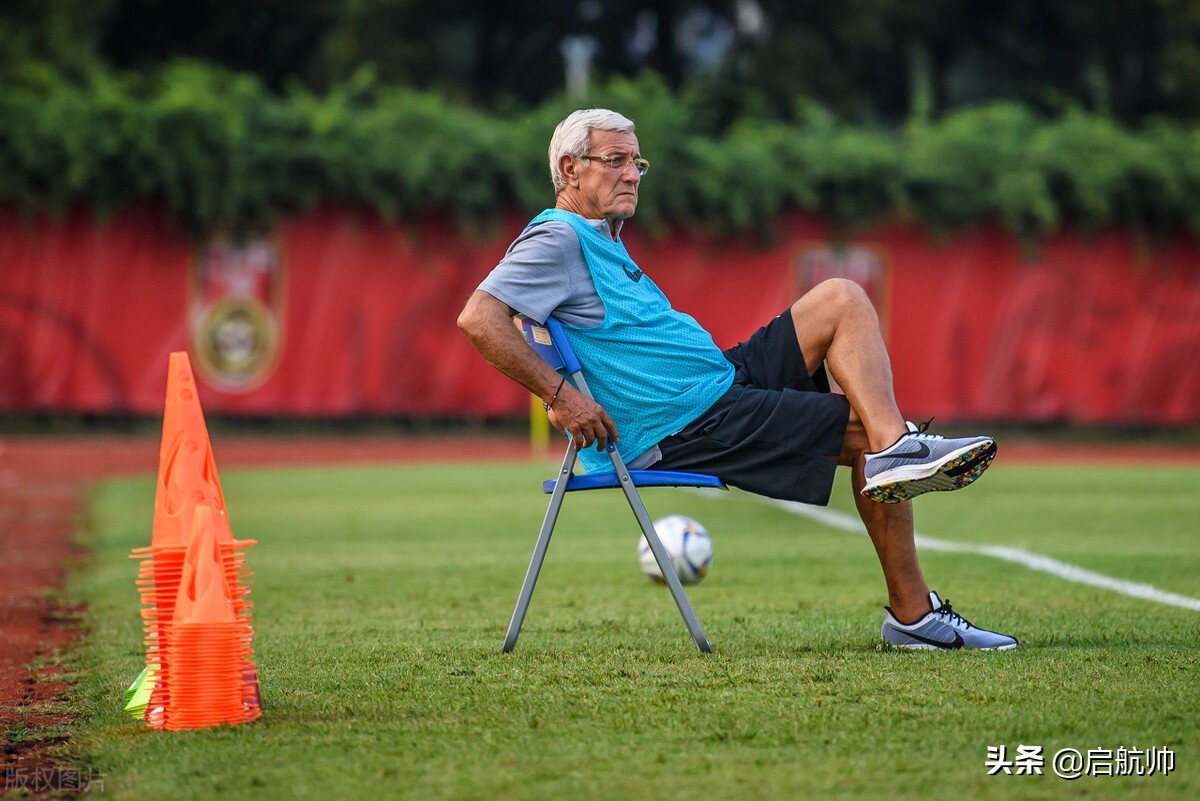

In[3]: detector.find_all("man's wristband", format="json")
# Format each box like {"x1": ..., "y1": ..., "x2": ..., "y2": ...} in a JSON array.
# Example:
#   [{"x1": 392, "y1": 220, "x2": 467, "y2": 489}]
[{"x1": 543, "y1": 376, "x2": 567, "y2": 411}]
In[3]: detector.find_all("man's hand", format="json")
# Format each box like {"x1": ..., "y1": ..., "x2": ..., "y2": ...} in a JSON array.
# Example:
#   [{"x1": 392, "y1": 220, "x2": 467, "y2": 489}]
[{"x1": 546, "y1": 384, "x2": 620, "y2": 451}]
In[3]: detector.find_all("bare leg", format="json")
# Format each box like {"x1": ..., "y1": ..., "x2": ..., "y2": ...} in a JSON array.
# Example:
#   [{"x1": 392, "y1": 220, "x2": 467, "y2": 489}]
[
  {"x1": 791, "y1": 279, "x2": 906, "y2": 452},
  {"x1": 796, "y1": 279, "x2": 933, "y2": 620},
  {"x1": 841, "y1": 413, "x2": 931, "y2": 621}
]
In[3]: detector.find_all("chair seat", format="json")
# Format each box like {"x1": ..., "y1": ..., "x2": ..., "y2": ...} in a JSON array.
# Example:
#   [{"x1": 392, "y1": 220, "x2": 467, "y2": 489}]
[{"x1": 543, "y1": 470, "x2": 727, "y2": 494}]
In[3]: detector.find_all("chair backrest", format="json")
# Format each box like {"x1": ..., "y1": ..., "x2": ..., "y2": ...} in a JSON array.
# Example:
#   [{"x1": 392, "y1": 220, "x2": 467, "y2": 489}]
[{"x1": 521, "y1": 318, "x2": 582, "y2": 375}]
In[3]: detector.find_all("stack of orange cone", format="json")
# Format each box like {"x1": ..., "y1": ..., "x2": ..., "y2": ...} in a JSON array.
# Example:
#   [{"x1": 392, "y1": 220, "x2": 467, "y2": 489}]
[
  {"x1": 129, "y1": 351, "x2": 261, "y2": 729},
  {"x1": 163, "y1": 505, "x2": 253, "y2": 730}
]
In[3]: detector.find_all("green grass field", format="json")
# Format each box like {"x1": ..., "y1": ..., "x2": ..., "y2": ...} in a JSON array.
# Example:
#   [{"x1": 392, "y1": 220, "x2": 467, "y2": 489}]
[{"x1": 56, "y1": 458, "x2": 1200, "y2": 800}]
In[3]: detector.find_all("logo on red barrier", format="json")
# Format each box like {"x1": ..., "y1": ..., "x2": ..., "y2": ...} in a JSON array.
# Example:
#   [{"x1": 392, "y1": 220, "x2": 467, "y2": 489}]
[
  {"x1": 189, "y1": 236, "x2": 285, "y2": 392},
  {"x1": 794, "y1": 243, "x2": 890, "y2": 395},
  {"x1": 794, "y1": 243, "x2": 891, "y2": 340}
]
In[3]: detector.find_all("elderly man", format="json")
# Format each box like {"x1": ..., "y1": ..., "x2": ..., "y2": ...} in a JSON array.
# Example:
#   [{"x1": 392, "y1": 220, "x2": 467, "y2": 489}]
[{"x1": 458, "y1": 108, "x2": 1017, "y2": 650}]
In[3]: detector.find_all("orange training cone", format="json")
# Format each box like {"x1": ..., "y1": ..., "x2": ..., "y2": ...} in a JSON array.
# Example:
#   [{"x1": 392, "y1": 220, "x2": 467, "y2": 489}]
[
  {"x1": 128, "y1": 352, "x2": 260, "y2": 729},
  {"x1": 163, "y1": 506, "x2": 252, "y2": 730},
  {"x1": 148, "y1": 350, "x2": 228, "y2": 550}
]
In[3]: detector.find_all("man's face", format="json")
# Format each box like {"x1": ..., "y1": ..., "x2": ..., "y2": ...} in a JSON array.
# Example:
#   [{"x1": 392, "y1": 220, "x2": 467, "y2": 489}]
[{"x1": 568, "y1": 128, "x2": 643, "y2": 225}]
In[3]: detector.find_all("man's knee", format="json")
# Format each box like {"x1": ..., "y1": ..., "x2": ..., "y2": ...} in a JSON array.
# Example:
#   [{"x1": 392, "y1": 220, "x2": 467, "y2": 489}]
[
  {"x1": 792, "y1": 278, "x2": 876, "y2": 326},
  {"x1": 790, "y1": 279, "x2": 879, "y2": 359},
  {"x1": 815, "y1": 278, "x2": 875, "y2": 317}
]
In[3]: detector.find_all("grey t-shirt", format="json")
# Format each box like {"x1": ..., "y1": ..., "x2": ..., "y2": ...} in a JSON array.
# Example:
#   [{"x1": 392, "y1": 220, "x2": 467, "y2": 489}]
[
  {"x1": 476, "y1": 217, "x2": 662, "y2": 468},
  {"x1": 477, "y1": 220, "x2": 605, "y2": 328}
]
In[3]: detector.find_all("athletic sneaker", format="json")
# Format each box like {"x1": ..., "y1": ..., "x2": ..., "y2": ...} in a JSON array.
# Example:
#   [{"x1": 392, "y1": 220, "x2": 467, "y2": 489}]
[
  {"x1": 882, "y1": 590, "x2": 1019, "y2": 650},
  {"x1": 861, "y1": 420, "x2": 996, "y2": 503}
]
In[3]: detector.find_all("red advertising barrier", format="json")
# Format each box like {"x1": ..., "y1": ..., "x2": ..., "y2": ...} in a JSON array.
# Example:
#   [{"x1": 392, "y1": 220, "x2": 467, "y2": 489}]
[{"x1": 2, "y1": 206, "x2": 1198, "y2": 424}]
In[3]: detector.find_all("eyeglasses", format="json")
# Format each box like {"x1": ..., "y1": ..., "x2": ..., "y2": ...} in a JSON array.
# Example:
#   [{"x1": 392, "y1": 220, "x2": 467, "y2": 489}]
[{"x1": 581, "y1": 153, "x2": 650, "y2": 176}]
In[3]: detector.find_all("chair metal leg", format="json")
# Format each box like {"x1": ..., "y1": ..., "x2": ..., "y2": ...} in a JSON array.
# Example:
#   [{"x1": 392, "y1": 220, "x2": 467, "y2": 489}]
[
  {"x1": 504, "y1": 396, "x2": 713, "y2": 653},
  {"x1": 608, "y1": 448, "x2": 713, "y2": 654},
  {"x1": 502, "y1": 446, "x2": 578, "y2": 653}
]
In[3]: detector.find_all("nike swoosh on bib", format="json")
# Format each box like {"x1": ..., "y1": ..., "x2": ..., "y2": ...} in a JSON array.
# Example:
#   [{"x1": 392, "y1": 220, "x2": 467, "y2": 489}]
[{"x1": 623, "y1": 264, "x2": 643, "y2": 282}]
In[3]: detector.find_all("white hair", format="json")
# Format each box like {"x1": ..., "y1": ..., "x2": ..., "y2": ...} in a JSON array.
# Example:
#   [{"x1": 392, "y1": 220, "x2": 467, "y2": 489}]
[{"x1": 548, "y1": 108, "x2": 636, "y2": 193}]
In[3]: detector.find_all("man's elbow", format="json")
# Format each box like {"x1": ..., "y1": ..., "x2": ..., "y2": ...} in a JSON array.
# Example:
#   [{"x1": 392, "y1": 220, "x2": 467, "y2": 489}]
[
  {"x1": 456, "y1": 305, "x2": 475, "y2": 338},
  {"x1": 458, "y1": 292, "x2": 506, "y2": 345},
  {"x1": 457, "y1": 295, "x2": 486, "y2": 341}
]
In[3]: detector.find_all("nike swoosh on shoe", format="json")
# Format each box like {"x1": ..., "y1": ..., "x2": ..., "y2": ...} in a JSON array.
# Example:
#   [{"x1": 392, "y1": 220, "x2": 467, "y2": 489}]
[
  {"x1": 896, "y1": 629, "x2": 965, "y2": 649},
  {"x1": 888, "y1": 442, "x2": 931, "y2": 459}
]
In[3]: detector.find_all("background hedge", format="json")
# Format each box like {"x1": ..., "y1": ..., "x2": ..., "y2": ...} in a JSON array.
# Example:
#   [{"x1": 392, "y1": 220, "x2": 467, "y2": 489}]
[{"x1": 3, "y1": 62, "x2": 1198, "y2": 243}]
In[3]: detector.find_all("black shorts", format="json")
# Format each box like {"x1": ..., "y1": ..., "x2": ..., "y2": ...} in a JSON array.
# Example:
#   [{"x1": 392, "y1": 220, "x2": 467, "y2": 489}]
[{"x1": 652, "y1": 310, "x2": 851, "y2": 505}]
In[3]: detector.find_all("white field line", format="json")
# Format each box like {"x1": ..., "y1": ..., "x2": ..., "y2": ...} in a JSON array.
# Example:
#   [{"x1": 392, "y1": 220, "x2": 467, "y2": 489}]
[{"x1": 711, "y1": 491, "x2": 1200, "y2": 612}]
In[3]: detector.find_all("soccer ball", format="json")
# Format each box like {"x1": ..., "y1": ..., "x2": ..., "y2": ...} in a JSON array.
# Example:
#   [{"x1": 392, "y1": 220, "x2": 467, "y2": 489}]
[{"x1": 638, "y1": 515, "x2": 713, "y2": 585}]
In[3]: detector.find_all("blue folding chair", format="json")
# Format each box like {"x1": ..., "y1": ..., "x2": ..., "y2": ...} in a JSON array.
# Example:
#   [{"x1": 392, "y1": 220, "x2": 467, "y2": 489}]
[{"x1": 502, "y1": 318, "x2": 726, "y2": 654}]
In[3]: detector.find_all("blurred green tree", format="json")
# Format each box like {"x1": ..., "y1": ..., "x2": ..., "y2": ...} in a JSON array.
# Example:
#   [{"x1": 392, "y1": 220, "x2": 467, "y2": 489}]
[{"x1": 3, "y1": 0, "x2": 1199, "y2": 122}]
